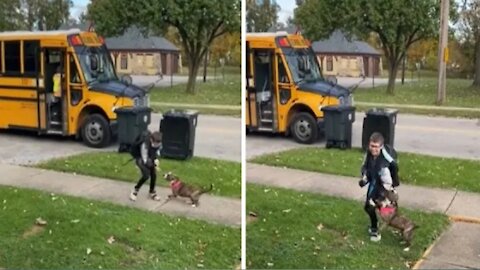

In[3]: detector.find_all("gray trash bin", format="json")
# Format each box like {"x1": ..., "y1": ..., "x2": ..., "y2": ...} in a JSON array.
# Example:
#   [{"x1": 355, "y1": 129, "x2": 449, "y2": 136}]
[
  {"x1": 361, "y1": 108, "x2": 398, "y2": 150},
  {"x1": 160, "y1": 109, "x2": 198, "y2": 160},
  {"x1": 321, "y1": 105, "x2": 356, "y2": 149},
  {"x1": 114, "y1": 106, "x2": 152, "y2": 152}
]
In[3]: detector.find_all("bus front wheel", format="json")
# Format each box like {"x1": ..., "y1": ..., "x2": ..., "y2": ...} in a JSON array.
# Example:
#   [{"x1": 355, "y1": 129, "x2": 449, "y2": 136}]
[
  {"x1": 81, "y1": 114, "x2": 112, "y2": 148},
  {"x1": 290, "y1": 112, "x2": 318, "y2": 144}
]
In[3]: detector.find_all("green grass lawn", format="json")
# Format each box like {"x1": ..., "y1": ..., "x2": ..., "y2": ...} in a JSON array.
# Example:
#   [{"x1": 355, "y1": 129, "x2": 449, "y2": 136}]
[
  {"x1": 37, "y1": 152, "x2": 241, "y2": 198},
  {"x1": 354, "y1": 78, "x2": 480, "y2": 109},
  {"x1": 0, "y1": 186, "x2": 239, "y2": 269},
  {"x1": 149, "y1": 74, "x2": 240, "y2": 106},
  {"x1": 247, "y1": 184, "x2": 449, "y2": 269},
  {"x1": 251, "y1": 147, "x2": 480, "y2": 193},
  {"x1": 151, "y1": 104, "x2": 240, "y2": 117}
]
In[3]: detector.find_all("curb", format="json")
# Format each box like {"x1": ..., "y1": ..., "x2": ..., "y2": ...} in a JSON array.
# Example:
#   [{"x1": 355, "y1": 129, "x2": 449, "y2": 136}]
[
  {"x1": 411, "y1": 222, "x2": 452, "y2": 270},
  {"x1": 448, "y1": 215, "x2": 480, "y2": 224}
]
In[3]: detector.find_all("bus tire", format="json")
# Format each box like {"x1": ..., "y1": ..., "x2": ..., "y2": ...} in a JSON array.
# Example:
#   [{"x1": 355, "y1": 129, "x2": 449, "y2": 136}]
[
  {"x1": 81, "y1": 113, "x2": 111, "y2": 148},
  {"x1": 290, "y1": 112, "x2": 318, "y2": 144}
]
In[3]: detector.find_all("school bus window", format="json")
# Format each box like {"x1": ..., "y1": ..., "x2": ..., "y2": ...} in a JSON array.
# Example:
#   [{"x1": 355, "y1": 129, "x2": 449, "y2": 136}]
[
  {"x1": 283, "y1": 47, "x2": 323, "y2": 83},
  {"x1": 278, "y1": 56, "x2": 289, "y2": 84},
  {"x1": 69, "y1": 55, "x2": 81, "y2": 84},
  {"x1": 5, "y1": 41, "x2": 21, "y2": 73},
  {"x1": 24, "y1": 41, "x2": 39, "y2": 74},
  {"x1": 0, "y1": 42, "x2": 3, "y2": 73},
  {"x1": 75, "y1": 46, "x2": 116, "y2": 84}
]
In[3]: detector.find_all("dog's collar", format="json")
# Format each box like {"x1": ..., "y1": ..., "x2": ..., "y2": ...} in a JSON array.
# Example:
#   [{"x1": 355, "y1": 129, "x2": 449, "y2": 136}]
[
  {"x1": 379, "y1": 206, "x2": 396, "y2": 216},
  {"x1": 170, "y1": 180, "x2": 182, "y2": 191}
]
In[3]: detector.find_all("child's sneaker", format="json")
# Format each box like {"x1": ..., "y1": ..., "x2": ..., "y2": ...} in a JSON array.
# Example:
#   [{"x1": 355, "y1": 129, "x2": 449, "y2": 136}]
[
  {"x1": 129, "y1": 191, "x2": 138, "y2": 201},
  {"x1": 369, "y1": 228, "x2": 381, "y2": 242},
  {"x1": 149, "y1": 192, "x2": 161, "y2": 201}
]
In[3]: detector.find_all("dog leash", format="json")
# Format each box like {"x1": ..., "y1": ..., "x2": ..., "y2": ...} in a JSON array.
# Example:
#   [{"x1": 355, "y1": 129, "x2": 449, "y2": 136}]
[{"x1": 157, "y1": 197, "x2": 171, "y2": 207}]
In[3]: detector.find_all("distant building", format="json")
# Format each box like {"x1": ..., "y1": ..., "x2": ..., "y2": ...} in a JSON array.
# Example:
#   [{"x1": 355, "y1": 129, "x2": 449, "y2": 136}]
[
  {"x1": 268, "y1": 26, "x2": 383, "y2": 77},
  {"x1": 311, "y1": 30, "x2": 382, "y2": 77},
  {"x1": 59, "y1": 24, "x2": 181, "y2": 75}
]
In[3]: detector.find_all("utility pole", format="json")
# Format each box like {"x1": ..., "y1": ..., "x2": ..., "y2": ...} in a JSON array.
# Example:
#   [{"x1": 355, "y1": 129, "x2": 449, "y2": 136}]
[{"x1": 436, "y1": 0, "x2": 449, "y2": 105}]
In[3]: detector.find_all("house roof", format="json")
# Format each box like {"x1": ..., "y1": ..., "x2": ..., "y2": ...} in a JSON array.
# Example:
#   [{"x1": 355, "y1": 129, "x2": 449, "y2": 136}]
[
  {"x1": 58, "y1": 24, "x2": 179, "y2": 52},
  {"x1": 105, "y1": 27, "x2": 179, "y2": 52},
  {"x1": 311, "y1": 30, "x2": 381, "y2": 55}
]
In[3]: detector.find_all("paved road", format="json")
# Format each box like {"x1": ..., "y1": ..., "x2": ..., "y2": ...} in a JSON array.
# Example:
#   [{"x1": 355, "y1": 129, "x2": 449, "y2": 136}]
[
  {"x1": 0, "y1": 114, "x2": 240, "y2": 165},
  {"x1": 336, "y1": 76, "x2": 414, "y2": 89},
  {"x1": 131, "y1": 75, "x2": 218, "y2": 88},
  {"x1": 247, "y1": 113, "x2": 480, "y2": 160}
]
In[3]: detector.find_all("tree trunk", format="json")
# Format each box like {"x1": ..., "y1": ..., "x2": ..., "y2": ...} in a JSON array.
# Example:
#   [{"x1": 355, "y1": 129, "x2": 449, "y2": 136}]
[
  {"x1": 386, "y1": 58, "x2": 400, "y2": 95},
  {"x1": 473, "y1": 38, "x2": 480, "y2": 87},
  {"x1": 186, "y1": 55, "x2": 201, "y2": 94},
  {"x1": 401, "y1": 55, "x2": 406, "y2": 85}
]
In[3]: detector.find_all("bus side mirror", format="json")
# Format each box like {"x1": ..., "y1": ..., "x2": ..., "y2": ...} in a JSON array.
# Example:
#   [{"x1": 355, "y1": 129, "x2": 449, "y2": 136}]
[
  {"x1": 121, "y1": 74, "x2": 132, "y2": 85},
  {"x1": 326, "y1": 75, "x2": 337, "y2": 85}
]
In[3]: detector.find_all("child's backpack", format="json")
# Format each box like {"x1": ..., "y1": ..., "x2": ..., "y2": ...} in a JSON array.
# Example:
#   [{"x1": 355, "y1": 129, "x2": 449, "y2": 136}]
[
  {"x1": 382, "y1": 144, "x2": 400, "y2": 187},
  {"x1": 129, "y1": 130, "x2": 151, "y2": 159}
]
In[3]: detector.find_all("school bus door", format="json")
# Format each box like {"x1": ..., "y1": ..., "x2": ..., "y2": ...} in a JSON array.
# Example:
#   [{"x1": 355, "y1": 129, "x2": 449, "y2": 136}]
[
  {"x1": 252, "y1": 48, "x2": 275, "y2": 131},
  {"x1": 41, "y1": 47, "x2": 66, "y2": 134},
  {"x1": 275, "y1": 53, "x2": 292, "y2": 132}
]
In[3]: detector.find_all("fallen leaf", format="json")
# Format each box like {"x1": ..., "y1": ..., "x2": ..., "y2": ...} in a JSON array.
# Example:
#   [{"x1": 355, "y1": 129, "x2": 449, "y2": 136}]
[
  {"x1": 197, "y1": 264, "x2": 204, "y2": 268},
  {"x1": 86, "y1": 248, "x2": 92, "y2": 255},
  {"x1": 3, "y1": 200, "x2": 6, "y2": 204},
  {"x1": 317, "y1": 224, "x2": 324, "y2": 231},
  {"x1": 70, "y1": 219, "x2": 80, "y2": 223},
  {"x1": 248, "y1": 211, "x2": 258, "y2": 217},
  {"x1": 107, "y1": 236, "x2": 115, "y2": 244},
  {"x1": 100, "y1": 251, "x2": 105, "y2": 256},
  {"x1": 282, "y1": 209, "x2": 291, "y2": 213},
  {"x1": 267, "y1": 262, "x2": 274, "y2": 267},
  {"x1": 35, "y1": 217, "x2": 47, "y2": 226},
  {"x1": 264, "y1": 189, "x2": 270, "y2": 193}
]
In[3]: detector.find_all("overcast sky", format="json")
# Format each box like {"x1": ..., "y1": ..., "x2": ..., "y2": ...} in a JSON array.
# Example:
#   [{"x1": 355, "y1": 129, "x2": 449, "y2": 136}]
[{"x1": 276, "y1": 0, "x2": 296, "y2": 24}]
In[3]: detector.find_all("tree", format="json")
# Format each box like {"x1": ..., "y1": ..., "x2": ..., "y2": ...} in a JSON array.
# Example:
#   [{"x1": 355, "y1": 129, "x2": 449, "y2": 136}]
[
  {"x1": 88, "y1": 0, "x2": 240, "y2": 94},
  {"x1": 0, "y1": 0, "x2": 23, "y2": 31},
  {"x1": 246, "y1": 0, "x2": 280, "y2": 32},
  {"x1": 295, "y1": 0, "x2": 456, "y2": 95},
  {"x1": 22, "y1": 0, "x2": 72, "y2": 30},
  {"x1": 459, "y1": 0, "x2": 480, "y2": 86}
]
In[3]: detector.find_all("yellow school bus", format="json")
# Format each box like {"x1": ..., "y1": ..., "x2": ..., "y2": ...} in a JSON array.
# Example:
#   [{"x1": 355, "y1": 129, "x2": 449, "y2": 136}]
[
  {"x1": 246, "y1": 32, "x2": 353, "y2": 144},
  {"x1": 0, "y1": 29, "x2": 149, "y2": 148}
]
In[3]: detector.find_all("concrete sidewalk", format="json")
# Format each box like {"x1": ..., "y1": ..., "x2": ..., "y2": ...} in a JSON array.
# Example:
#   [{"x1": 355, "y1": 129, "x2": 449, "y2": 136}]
[
  {"x1": 247, "y1": 163, "x2": 480, "y2": 269},
  {"x1": 0, "y1": 164, "x2": 240, "y2": 227}
]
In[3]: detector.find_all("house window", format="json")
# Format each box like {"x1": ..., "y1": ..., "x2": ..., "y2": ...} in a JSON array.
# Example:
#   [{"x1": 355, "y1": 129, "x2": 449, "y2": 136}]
[
  {"x1": 4, "y1": 41, "x2": 21, "y2": 73},
  {"x1": 121, "y1": 54, "x2": 128, "y2": 69},
  {"x1": 326, "y1": 56, "x2": 333, "y2": 71}
]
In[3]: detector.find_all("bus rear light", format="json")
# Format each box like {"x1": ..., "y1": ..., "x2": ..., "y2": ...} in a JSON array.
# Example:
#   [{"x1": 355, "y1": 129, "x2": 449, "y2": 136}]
[
  {"x1": 278, "y1": 37, "x2": 290, "y2": 47},
  {"x1": 69, "y1": 35, "x2": 83, "y2": 46}
]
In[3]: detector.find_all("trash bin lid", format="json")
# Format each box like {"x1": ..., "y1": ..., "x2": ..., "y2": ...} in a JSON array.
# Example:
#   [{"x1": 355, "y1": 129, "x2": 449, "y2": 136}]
[
  {"x1": 163, "y1": 109, "x2": 199, "y2": 117},
  {"x1": 321, "y1": 105, "x2": 356, "y2": 112},
  {"x1": 366, "y1": 107, "x2": 398, "y2": 116},
  {"x1": 114, "y1": 106, "x2": 152, "y2": 114}
]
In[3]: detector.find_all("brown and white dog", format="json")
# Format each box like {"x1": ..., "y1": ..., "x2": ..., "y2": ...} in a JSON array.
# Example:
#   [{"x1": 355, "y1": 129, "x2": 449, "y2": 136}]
[
  {"x1": 373, "y1": 192, "x2": 417, "y2": 250},
  {"x1": 163, "y1": 172, "x2": 213, "y2": 207}
]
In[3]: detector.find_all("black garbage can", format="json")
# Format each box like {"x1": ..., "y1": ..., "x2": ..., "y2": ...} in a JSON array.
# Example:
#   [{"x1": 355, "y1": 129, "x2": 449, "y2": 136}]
[
  {"x1": 114, "y1": 106, "x2": 152, "y2": 152},
  {"x1": 321, "y1": 105, "x2": 356, "y2": 149},
  {"x1": 160, "y1": 109, "x2": 198, "y2": 160},
  {"x1": 361, "y1": 108, "x2": 398, "y2": 150}
]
